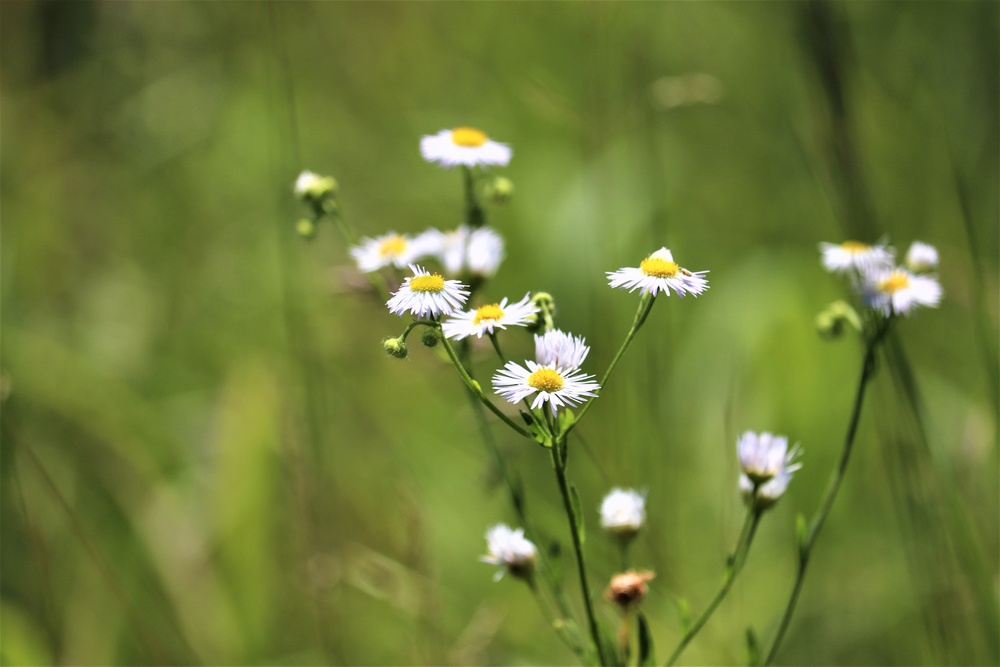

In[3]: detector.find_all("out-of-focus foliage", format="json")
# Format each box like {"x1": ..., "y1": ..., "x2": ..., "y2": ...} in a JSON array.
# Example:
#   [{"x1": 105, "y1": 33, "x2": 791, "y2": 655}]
[{"x1": 1, "y1": 2, "x2": 997, "y2": 665}]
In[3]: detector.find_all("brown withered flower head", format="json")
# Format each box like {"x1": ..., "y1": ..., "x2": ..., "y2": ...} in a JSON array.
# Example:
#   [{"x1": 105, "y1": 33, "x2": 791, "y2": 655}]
[{"x1": 605, "y1": 569, "x2": 656, "y2": 609}]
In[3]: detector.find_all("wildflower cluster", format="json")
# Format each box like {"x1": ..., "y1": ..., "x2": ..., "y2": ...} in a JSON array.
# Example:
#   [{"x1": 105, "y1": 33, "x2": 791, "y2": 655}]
[{"x1": 294, "y1": 127, "x2": 943, "y2": 667}]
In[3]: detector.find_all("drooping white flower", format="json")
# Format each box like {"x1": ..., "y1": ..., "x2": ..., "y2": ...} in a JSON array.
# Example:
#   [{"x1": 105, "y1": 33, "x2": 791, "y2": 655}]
[
  {"x1": 350, "y1": 232, "x2": 422, "y2": 273},
  {"x1": 738, "y1": 431, "x2": 802, "y2": 511},
  {"x1": 492, "y1": 361, "x2": 600, "y2": 414},
  {"x1": 535, "y1": 329, "x2": 590, "y2": 372},
  {"x1": 480, "y1": 524, "x2": 538, "y2": 581},
  {"x1": 386, "y1": 264, "x2": 469, "y2": 318},
  {"x1": 607, "y1": 247, "x2": 709, "y2": 297},
  {"x1": 819, "y1": 241, "x2": 895, "y2": 274},
  {"x1": 420, "y1": 127, "x2": 512, "y2": 168},
  {"x1": 860, "y1": 267, "x2": 942, "y2": 316},
  {"x1": 737, "y1": 431, "x2": 801, "y2": 485},
  {"x1": 904, "y1": 241, "x2": 939, "y2": 273},
  {"x1": 441, "y1": 294, "x2": 538, "y2": 340},
  {"x1": 600, "y1": 488, "x2": 647, "y2": 540}
]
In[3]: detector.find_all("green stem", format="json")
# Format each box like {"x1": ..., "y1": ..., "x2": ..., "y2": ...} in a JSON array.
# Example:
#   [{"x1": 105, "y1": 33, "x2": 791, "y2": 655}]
[
  {"x1": 551, "y1": 437, "x2": 608, "y2": 666},
  {"x1": 569, "y1": 293, "x2": 656, "y2": 433},
  {"x1": 438, "y1": 332, "x2": 532, "y2": 439},
  {"x1": 666, "y1": 506, "x2": 761, "y2": 666},
  {"x1": 463, "y1": 166, "x2": 485, "y2": 229},
  {"x1": 488, "y1": 332, "x2": 507, "y2": 363},
  {"x1": 763, "y1": 324, "x2": 888, "y2": 665},
  {"x1": 527, "y1": 577, "x2": 589, "y2": 661}
]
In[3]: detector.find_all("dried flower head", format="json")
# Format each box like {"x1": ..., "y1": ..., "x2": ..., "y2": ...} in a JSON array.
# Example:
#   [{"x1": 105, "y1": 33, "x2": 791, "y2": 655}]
[{"x1": 605, "y1": 570, "x2": 656, "y2": 609}]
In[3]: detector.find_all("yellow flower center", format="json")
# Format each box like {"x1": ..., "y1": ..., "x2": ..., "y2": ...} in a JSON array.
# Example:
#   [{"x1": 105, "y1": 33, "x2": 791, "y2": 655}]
[
  {"x1": 378, "y1": 235, "x2": 407, "y2": 257},
  {"x1": 878, "y1": 271, "x2": 909, "y2": 294},
  {"x1": 527, "y1": 368, "x2": 564, "y2": 393},
  {"x1": 841, "y1": 241, "x2": 870, "y2": 253},
  {"x1": 451, "y1": 127, "x2": 488, "y2": 147},
  {"x1": 640, "y1": 257, "x2": 679, "y2": 278},
  {"x1": 410, "y1": 274, "x2": 445, "y2": 293},
  {"x1": 473, "y1": 303, "x2": 505, "y2": 325}
]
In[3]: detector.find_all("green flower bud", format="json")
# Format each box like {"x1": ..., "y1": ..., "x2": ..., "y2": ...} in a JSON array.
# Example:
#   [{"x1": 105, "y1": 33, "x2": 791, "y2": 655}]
[
  {"x1": 383, "y1": 337, "x2": 408, "y2": 359},
  {"x1": 484, "y1": 176, "x2": 514, "y2": 205},
  {"x1": 527, "y1": 292, "x2": 556, "y2": 333},
  {"x1": 816, "y1": 300, "x2": 862, "y2": 340},
  {"x1": 296, "y1": 218, "x2": 316, "y2": 238},
  {"x1": 420, "y1": 328, "x2": 439, "y2": 348}
]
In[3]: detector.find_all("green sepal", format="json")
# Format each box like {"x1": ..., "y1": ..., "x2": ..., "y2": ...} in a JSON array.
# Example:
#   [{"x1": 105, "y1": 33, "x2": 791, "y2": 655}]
[
  {"x1": 746, "y1": 626, "x2": 761, "y2": 666},
  {"x1": 471, "y1": 380, "x2": 482, "y2": 396},
  {"x1": 569, "y1": 484, "x2": 585, "y2": 545},
  {"x1": 637, "y1": 612, "x2": 655, "y2": 666},
  {"x1": 676, "y1": 597, "x2": 692, "y2": 633},
  {"x1": 519, "y1": 410, "x2": 535, "y2": 426}
]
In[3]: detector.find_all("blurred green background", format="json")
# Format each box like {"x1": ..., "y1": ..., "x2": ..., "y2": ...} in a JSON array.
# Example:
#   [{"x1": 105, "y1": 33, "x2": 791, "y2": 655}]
[{"x1": 2, "y1": 1, "x2": 998, "y2": 665}]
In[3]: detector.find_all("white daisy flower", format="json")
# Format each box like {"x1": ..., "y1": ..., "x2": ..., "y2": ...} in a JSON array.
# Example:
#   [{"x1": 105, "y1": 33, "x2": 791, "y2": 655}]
[
  {"x1": 819, "y1": 240, "x2": 895, "y2": 274},
  {"x1": 420, "y1": 127, "x2": 512, "y2": 168},
  {"x1": 599, "y1": 488, "x2": 647, "y2": 540},
  {"x1": 492, "y1": 360, "x2": 600, "y2": 414},
  {"x1": 386, "y1": 264, "x2": 470, "y2": 318},
  {"x1": 480, "y1": 524, "x2": 538, "y2": 581},
  {"x1": 904, "y1": 241, "x2": 939, "y2": 273},
  {"x1": 737, "y1": 431, "x2": 801, "y2": 485},
  {"x1": 350, "y1": 232, "x2": 422, "y2": 273},
  {"x1": 293, "y1": 170, "x2": 336, "y2": 199},
  {"x1": 441, "y1": 293, "x2": 538, "y2": 340},
  {"x1": 535, "y1": 329, "x2": 590, "y2": 371},
  {"x1": 436, "y1": 225, "x2": 505, "y2": 278},
  {"x1": 860, "y1": 267, "x2": 942, "y2": 316},
  {"x1": 607, "y1": 247, "x2": 709, "y2": 297},
  {"x1": 739, "y1": 469, "x2": 794, "y2": 511}
]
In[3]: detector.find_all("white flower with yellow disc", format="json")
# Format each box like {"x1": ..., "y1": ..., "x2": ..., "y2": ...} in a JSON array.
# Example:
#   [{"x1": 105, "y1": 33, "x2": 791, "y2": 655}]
[
  {"x1": 420, "y1": 127, "x2": 512, "y2": 168},
  {"x1": 607, "y1": 247, "x2": 709, "y2": 297},
  {"x1": 441, "y1": 294, "x2": 537, "y2": 340}
]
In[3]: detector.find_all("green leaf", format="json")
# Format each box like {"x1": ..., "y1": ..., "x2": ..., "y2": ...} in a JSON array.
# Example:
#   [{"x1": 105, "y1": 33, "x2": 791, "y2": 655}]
[
  {"x1": 552, "y1": 618, "x2": 587, "y2": 658},
  {"x1": 569, "y1": 484, "x2": 585, "y2": 545},
  {"x1": 795, "y1": 513, "x2": 808, "y2": 555},
  {"x1": 638, "y1": 612, "x2": 656, "y2": 666},
  {"x1": 599, "y1": 622, "x2": 622, "y2": 667},
  {"x1": 746, "y1": 626, "x2": 761, "y2": 666},
  {"x1": 676, "y1": 597, "x2": 692, "y2": 633},
  {"x1": 558, "y1": 407, "x2": 576, "y2": 432}
]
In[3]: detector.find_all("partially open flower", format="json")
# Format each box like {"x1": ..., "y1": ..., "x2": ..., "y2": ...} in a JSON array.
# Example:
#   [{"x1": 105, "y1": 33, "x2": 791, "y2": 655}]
[
  {"x1": 600, "y1": 488, "x2": 647, "y2": 542},
  {"x1": 294, "y1": 170, "x2": 338, "y2": 200},
  {"x1": 605, "y1": 570, "x2": 656, "y2": 609},
  {"x1": 480, "y1": 524, "x2": 538, "y2": 581},
  {"x1": 904, "y1": 241, "x2": 939, "y2": 273}
]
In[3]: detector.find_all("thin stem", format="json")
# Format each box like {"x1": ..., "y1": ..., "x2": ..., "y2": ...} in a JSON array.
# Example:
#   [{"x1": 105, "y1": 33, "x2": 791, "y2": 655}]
[
  {"x1": 488, "y1": 332, "x2": 507, "y2": 363},
  {"x1": 551, "y1": 437, "x2": 608, "y2": 666},
  {"x1": 438, "y1": 332, "x2": 532, "y2": 439},
  {"x1": 527, "y1": 577, "x2": 589, "y2": 661},
  {"x1": 763, "y1": 326, "x2": 887, "y2": 665},
  {"x1": 666, "y1": 506, "x2": 761, "y2": 666},
  {"x1": 569, "y1": 293, "x2": 655, "y2": 433},
  {"x1": 463, "y1": 166, "x2": 485, "y2": 228}
]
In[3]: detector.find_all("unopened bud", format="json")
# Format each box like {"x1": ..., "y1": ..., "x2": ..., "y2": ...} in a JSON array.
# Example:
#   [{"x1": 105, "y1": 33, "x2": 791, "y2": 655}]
[
  {"x1": 528, "y1": 292, "x2": 556, "y2": 333},
  {"x1": 420, "y1": 328, "x2": 439, "y2": 348},
  {"x1": 383, "y1": 337, "x2": 408, "y2": 359},
  {"x1": 816, "y1": 300, "x2": 861, "y2": 340},
  {"x1": 484, "y1": 176, "x2": 514, "y2": 205},
  {"x1": 296, "y1": 218, "x2": 316, "y2": 238}
]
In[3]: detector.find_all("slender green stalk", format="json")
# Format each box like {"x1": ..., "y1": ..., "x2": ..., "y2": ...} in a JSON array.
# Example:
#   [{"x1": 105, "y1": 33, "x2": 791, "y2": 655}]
[
  {"x1": 463, "y1": 166, "x2": 485, "y2": 228},
  {"x1": 527, "y1": 577, "x2": 589, "y2": 661},
  {"x1": 550, "y1": 436, "x2": 608, "y2": 666},
  {"x1": 666, "y1": 506, "x2": 760, "y2": 666},
  {"x1": 763, "y1": 325, "x2": 887, "y2": 665},
  {"x1": 438, "y1": 332, "x2": 532, "y2": 439},
  {"x1": 569, "y1": 293, "x2": 656, "y2": 432}
]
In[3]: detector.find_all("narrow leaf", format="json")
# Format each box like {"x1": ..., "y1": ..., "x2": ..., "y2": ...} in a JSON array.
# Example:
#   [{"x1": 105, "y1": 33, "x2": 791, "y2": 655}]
[
  {"x1": 676, "y1": 597, "x2": 692, "y2": 633},
  {"x1": 569, "y1": 484, "x2": 585, "y2": 545},
  {"x1": 638, "y1": 612, "x2": 656, "y2": 666},
  {"x1": 746, "y1": 626, "x2": 761, "y2": 666}
]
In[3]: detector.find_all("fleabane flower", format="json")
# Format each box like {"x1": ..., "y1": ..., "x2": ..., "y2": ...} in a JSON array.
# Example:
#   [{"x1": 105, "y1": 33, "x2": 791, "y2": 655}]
[
  {"x1": 441, "y1": 294, "x2": 537, "y2": 340},
  {"x1": 294, "y1": 170, "x2": 337, "y2": 200},
  {"x1": 480, "y1": 524, "x2": 537, "y2": 581},
  {"x1": 493, "y1": 361, "x2": 600, "y2": 414},
  {"x1": 860, "y1": 267, "x2": 942, "y2": 316},
  {"x1": 351, "y1": 232, "x2": 422, "y2": 273},
  {"x1": 607, "y1": 247, "x2": 709, "y2": 297},
  {"x1": 535, "y1": 329, "x2": 589, "y2": 371},
  {"x1": 905, "y1": 241, "x2": 939, "y2": 273},
  {"x1": 600, "y1": 488, "x2": 647, "y2": 541},
  {"x1": 386, "y1": 265, "x2": 469, "y2": 318},
  {"x1": 737, "y1": 431, "x2": 800, "y2": 485},
  {"x1": 420, "y1": 127, "x2": 512, "y2": 168},
  {"x1": 437, "y1": 225, "x2": 505, "y2": 278},
  {"x1": 819, "y1": 240, "x2": 895, "y2": 274}
]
